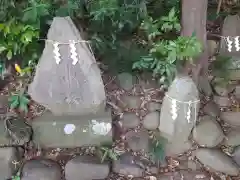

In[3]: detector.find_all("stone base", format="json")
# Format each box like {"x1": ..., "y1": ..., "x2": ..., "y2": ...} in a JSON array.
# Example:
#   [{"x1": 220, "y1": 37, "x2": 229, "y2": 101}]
[{"x1": 31, "y1": 110, "x2": 112, "y2": 148}]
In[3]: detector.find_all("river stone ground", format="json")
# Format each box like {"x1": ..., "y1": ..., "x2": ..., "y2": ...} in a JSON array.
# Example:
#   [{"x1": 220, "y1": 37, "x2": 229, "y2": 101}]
[{"x1": 1, "y1": 71, "x2": 240, "y2": 180}]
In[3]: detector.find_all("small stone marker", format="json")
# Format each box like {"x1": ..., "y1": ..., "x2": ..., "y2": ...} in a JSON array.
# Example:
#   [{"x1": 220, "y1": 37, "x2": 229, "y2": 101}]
[
  {"x1": 31, "y1": 111, "x2": 112, "y2": 148},
  {"x1": 28, "y1": 16, "x2": 106, "y2": 115},
  {"x1": 159, "y1": 74, "x2": 199, "y2": 143},
  {"x1": 218, "y1": 15, "x2": 240, "y2": 80},
  {"x1": 220, "y1": 15, "x2": 240, "y2": 59}
]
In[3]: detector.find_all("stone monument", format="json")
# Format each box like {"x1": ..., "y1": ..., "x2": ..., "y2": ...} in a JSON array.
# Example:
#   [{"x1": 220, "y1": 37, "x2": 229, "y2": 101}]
[
  {"x1": 159, "y1": 74, "x2": 199, "y2": 147},
  {"x1": 28, "y1": 16, "x2": 106, "y2": 116},
  {"x1": 28, "y1": 17, "x2": 112, "y2": 147},
  {"x1": 219, "y1": 15, "x2": 240, "y2": 80}
]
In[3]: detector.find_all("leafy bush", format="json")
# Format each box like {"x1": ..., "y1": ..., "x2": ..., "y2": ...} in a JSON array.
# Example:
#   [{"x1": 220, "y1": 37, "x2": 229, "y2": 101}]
[
  {"x1": 0, "y1": 21, "x2": 39, "y2": 61},
  {"x1": 0, "y1": 0, "x2": 203, "y2": 86},
  {"x1": 133, "y1": 7, "x2": 202, "y2": 84},
  {"x1": 0, "y1": 0, "x2": 52, "y2": 73}
]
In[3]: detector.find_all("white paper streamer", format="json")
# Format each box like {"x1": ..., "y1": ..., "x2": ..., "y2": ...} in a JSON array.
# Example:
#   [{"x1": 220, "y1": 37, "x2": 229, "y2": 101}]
[
  {"x1": 69, "y1": 40, "x2": 79, "y2": 65},
  {"x1": 226, "y1": 36, "x2": 233, "y2": 52},
  {"x1": 53, "y1": 42, "x2": 61, "y2": 64},
  {"x1": 235, "y1": 36, "x2": 240, "y2": 51}
]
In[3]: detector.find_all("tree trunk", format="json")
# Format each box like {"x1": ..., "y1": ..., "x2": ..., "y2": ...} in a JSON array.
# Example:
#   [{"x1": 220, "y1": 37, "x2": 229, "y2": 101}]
[{"x1": 181, "y1": 0, "x2": 208, "y2": 80}]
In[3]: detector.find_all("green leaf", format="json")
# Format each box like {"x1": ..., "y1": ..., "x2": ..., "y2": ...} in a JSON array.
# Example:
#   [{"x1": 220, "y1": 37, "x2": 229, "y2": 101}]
[
  {"x1": 37, "y1": 5, "x2": 50, "y2": 16},
  {"x1": 100, "y1": 147, "x2": 108, "y2": 151},
  {"x1": 9, "y1": 95, "x2": 18, "y2": 102},
  {"x1": 3, "y1": 25, "x2": 10, "y2": 36},
  {"x1": 174, "y1": 23, "x2": 181, "y2": 31},
  {"x1": 22, "y1": 9, "x2": 37, "y2": 22},
  {"x1": 6, "y1": 50, "x2": 12, "y2": 60},
  {"x1": 19, "y1": 102, "x2": 28, "y2": 113},
  {"x1": 108, "y1": 150, "x2": 118, "y2": 160},
  {"x1": 0, "y1": 46, "x2": 6, "y2": 54},
  {"x1": 20, "y1": 95, "x2": 30, "y2": 105},
  {"x1": 21, "y1": 67, "x2": 32, "y2": 74},
  {"x1": 0, "y1": 24, "x2": 5, "y2": 31},
  {"x1": 161, "y1": 23, "x2": 172, "y2": 31},
  {"x1": 22, "y1": 33, "x2": 33, "y2": 43},
  {"x1": 168, "y1": 8, "x2": 175, "y2": 20},
  {"x1": 161, "y1": 16, "x2": 169, "y2": 21},
  {"x1": 150, "y1": 136, "x2": 168, "y2": 163},
  {"x1": 101, "y1": 150, "x2": 108, "y2": 163},
  {"x1": 13, "y1": 43, "x2": 18, "y2": 55},
  {"x1": 10, "y1": 99, "x2": 19, "y2": 109}
]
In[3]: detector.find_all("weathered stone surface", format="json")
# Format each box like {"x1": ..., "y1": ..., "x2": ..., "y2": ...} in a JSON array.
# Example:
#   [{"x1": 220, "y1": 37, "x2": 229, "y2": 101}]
[
  {"x1": 221, "y1": 112, "x2": 240, "y2": 126},
  {"x1": 121, "y1": 95, "x2": 141, "y2": 109},
  {"x1": 65, "y1": 155, "x2": 109, "y2": 180},
  {"x1": 117, "y1": 73, "x2": 137, "y2": 90},
  {"x1": 158, "y1": 171, "x2": 209, "y2": 180},
  {"x1": 159, "y1": 75, "x2": 199, "y2": 143},
  {"x1": 195, "y1": 148, "x2": 239, "y2": 176},
  {"x1": 217, "y1": 15, "x2": 240, "y2": 80},
  {"x1": 233, "y1": 146, "x2": 240, "y2": 166},
  {"x1": 0, "y1": 120, "x2": 14, "y2": 146},
  {"x1": 149, "y1": 166, "x2": 158, "y2": 174},
  {"x1": 213, "y1": 83, "x2": 235, "y2": 96},
  {"x1": 0, "y1": 119, "x2": 30, "y2": 146},
  {"x1": 142, "y1": 111, "x2": 160, "y2": 130},
  {"x1": 203, "y1": 102, "x2": 220, "y2": 117},
  {"x1": 147, "y1": 102, "x2": 161, "y2": 112},
  {"x1": 21, "y1": 159, "x2": 61, "y2": 180},
  {"x1": 4, "y1": 113, "x2": 32, "y2": 146},
  {"x1": 28, "y1": 16, "x2": 106, "y2": 115},
  {"x1": 126, "y1": 130, "x2": 149, "y2": 151},
  {"x1": 234, "y1": 85, "x2": 240, "y2": 98},
  {"x1": 122, "y1": 113, "x2": 139, "y2": 128},
  {"x1": 113, "y1": 153, "x2": 144, "y2": 177},
  {"x1": 207, "y1": 40, "x2": 218, "y2": 57},
  {"x1": 32, "y1": 111, "x2": 112, "y2": 148},
  {"x1": 229, "y1": 69, "x2": 240, "y2": 80},
  {"x1": 224, "y1": 129, "x2": 240, "y2": 146},
  {"x1": 178, "y1": 159, "x2": 201, "y2": 171},
  {"x1": 0, "y1": 147, "x2": 23, "y2": 179},
  {"x1": 198, "y1": 76, "x2": 212, "y2": 96},
  {"x1": 0, "y1": 95, "x2": 8, "y2": 115},
  {"x1": 220, "y1": 15, "x2": 240, "y2": 62},
  {"x1": 164, "y1": 140, "x2": 192, "y2": 156},
  {"x1": 192, "y1": 116, "x2": 224, "y2": 147},
  {"x1": 213, "y1": 96, "x2": 231, "y2": 107},
  {"x1": 0, "y1": 116, "x2": 32, "y2": 146},
  {"x1": 138, "y1": 73, "x2": 159, "y2": 90}
]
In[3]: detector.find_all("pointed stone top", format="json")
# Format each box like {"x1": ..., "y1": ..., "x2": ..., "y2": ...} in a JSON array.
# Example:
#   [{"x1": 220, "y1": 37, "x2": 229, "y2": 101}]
[{"x1": 28, "y1": 16, "x2": 106, "y2": 115}]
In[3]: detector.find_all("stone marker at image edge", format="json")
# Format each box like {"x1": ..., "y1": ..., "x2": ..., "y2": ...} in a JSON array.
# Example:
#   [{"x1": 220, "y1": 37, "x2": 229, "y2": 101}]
[
  {"x1": 65, "y1": 156, "x2": 110, "y2": 180},
  {"x1": 31, "y1": 111, "x2": 112, "y2": 148},
  {"x1": 21, "y1": 159, "x2": 62, "y2": 180},
  {"x1": 219, "y1": 15, "x2": 240, "y2": 59},
  {"x1": 0, "y1": 147, "x2": 23, "y2": 179},
  {"x1": 219, "y1": 15, "x2": 240, "y2": 80},
  {"x1": 159, "y1": 75, "x2": 199, "y2": 146},
  {"x1": 28, "y1": 16, "x2": 106, "y2": 115}
]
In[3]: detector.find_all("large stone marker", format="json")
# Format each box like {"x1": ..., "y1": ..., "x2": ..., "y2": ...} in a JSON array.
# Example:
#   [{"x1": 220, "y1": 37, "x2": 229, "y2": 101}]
[
  {"x1": 159, "y1": 74, "x2": 199, "y2": 154},
  {"x1": 28, "y1": 16, "x2": 106, "y2": 115},
  {"x1": 31, "y1": 111, "x2": 112, "y2": 148}
]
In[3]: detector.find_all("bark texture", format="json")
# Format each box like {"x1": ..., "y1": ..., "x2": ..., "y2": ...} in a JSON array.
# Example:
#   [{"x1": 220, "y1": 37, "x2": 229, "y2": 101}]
[{"x1": 181, "y1": 0, "x2": 208, "y2": 78}]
